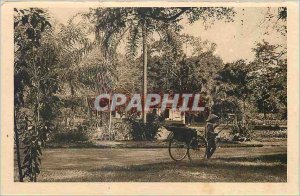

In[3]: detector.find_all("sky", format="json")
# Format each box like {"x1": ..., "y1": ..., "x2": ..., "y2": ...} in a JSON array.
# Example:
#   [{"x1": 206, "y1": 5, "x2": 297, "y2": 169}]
[{"x1": 48, "y1": 7, "x2": 286, "y2": 63}]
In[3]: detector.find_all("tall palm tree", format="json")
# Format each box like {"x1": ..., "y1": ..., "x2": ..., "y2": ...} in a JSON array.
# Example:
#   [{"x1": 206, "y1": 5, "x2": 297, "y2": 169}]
[{"x1": 87, "y1": 7, "x2": 236, "y2": 123}]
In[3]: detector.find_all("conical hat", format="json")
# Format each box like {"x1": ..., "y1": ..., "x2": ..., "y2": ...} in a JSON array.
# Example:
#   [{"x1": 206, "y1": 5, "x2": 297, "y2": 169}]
[{"x1": 206, "y1": 114, "x2": 219, "y2": 122}]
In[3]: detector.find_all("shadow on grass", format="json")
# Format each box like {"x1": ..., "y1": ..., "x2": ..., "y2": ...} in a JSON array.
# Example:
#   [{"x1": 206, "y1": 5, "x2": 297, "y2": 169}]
[
  {"x1": 215, "y1": 153, "x2": 287, "y2": 164},
  {"x1": 88, "y1": 153, "x2": 287, "y2": 173},
  {"x1": 42, "y1": 153, "x2": 287, "y2": 182}
]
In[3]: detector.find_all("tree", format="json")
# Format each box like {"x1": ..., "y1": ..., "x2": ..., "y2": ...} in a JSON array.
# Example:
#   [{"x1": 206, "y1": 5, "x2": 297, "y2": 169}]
[
  {"x1": 216, "y1": 60, "x2": 254, "y2": 124},
  {"x1": 263, "y1": 7, "x2": 287, "y2": 36},
  {"x1": 149, "y1": 53, "x2": 222, "y2": 94},
  {"x1": 251, "y1": 41, "x2": 287, "y2": 122},
  {"x1": 55, "y1": 17, "x2": 94, "y2": 97},
  {"x1": 87, "y1": 7, "x2": 236, "y2": 122},
  {"x1": 14, "y1": 8, "x2": 56, "y2": 181}
]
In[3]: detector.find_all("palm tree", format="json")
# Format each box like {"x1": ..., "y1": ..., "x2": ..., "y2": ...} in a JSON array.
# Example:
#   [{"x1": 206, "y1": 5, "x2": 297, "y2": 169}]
[{"x1": 86, "y1": 7, "x2": 236, "y2": 123}]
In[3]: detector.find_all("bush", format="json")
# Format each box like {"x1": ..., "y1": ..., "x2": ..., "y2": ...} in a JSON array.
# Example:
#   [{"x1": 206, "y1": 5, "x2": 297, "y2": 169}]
[
  {"x1": 52, "y1": 125, "x2": 89, "y2": 143},
  {"x1": 230, "y1": 123, "x2": 254, "y2": 141},
  {"x1": 252, "y1": 129, "x2": 287, "y2": 139},
  {"x1": 253, "y1": 124, "x2": 281, "y2": 130},
  {"x1": 130, "y1": 113, "x2": 161, "y2": 141}
]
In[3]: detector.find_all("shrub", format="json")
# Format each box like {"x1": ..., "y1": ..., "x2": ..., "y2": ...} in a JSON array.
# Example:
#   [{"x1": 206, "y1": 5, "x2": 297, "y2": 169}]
[
  {"x1": 253, "y1": 129, "x2": 287, "y2": 139},
  {"x1": 230, "y1": 123, "x2": 254, "y2": 140},
  {"x1": 52, "y1": 125, "x2": 89, "y2": 143},
  {"x1": 130, "y1": 113, "x2": 161, "y2": 141}
]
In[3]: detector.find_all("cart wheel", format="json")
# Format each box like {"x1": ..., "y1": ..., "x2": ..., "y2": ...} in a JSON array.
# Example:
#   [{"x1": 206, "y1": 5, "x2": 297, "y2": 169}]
[
  {"x1": 188, "y1": 136, "x2": 207, "y2": 162},
  {"x1": 168, "y1": 133, "x2": 188, "y2": 162}
]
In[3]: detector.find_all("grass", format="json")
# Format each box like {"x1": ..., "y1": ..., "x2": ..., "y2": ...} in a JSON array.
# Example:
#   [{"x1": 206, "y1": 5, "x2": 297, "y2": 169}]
[
  {"x1": 36, "y1": 154, "x2": 286, "y2": 182},
  {"x1": 46, "y1": 139, "x2": 266, "y2": 149},
  {"x1": 14, "y1": 147, "x2": 287, "y2": 182}
]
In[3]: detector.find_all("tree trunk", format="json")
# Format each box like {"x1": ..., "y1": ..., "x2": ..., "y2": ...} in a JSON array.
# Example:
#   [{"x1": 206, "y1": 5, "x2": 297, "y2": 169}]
[
  {"x1": 14, "y1": 116, "x2": 24, "y2": 182},
  {"x1": 263, "y1": 102, "x2": 266, "y2": 125},
  {"x1": 208, "y1": 91, "x2": 213, "y2": 115},
  {"x1": 33, "y1": 63, "x2": 40, "y2": 182},
  {"x1": 243, "y1": 100, "x2": 246, "y2": 126},
  {"x1": 142, "y1": 19, "x2": 147, "y2": 123},
  {"x1": 108, "y1": 95, "x2": 112, "y2": 140},
  {"x1": 263, "y1": 112, "x2": 267, "y2": 125}
]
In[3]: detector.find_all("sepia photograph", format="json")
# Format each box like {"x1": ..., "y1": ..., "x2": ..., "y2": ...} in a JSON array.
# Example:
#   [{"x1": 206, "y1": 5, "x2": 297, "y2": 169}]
[{"x1": 12, "y1": 6, "x2": 288, "y2": 183}]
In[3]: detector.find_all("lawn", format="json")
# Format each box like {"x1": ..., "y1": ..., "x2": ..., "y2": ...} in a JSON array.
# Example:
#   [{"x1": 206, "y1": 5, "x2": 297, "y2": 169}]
[{"x1": 14, "y1": 146, "x2": 287, "y2": 182}]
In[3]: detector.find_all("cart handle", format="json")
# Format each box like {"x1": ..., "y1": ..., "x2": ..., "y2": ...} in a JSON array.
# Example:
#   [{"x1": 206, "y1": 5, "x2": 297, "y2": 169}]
[{"x1": 217, "y1": 118, "x2": 233, "y2": 134}]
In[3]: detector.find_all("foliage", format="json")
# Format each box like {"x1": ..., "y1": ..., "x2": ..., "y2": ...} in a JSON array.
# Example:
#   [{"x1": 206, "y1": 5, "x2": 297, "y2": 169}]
[
  {"x1": 263, "y1": 7, "x2": 287, "y2": 36},
  {"x1": 213, "y1": 40, "x2": 287, "y2": 129},
  {"x1": 14, "y1": 8, "x2": 57, "y2": 182},
  {"x1": 217, "y1": 60, "x2": 253, "y2": 101},
  {"x1": 14, "y1": 8, "x2": 52, "y2": 108},
  {"x1": 13, "y1": 7, "x2": 288, "y2": 182},
  {"x1": 83, "y1": 6, "x2": 237, "y2": 128},
  {"x1": 215, "y1": 59, "x2": 254, "y2": 124},
  {"x1": 129, "y1": 113, "x2": 161, "y2": 141},
  {"x1": 54, "y1": 17, "x2": 95, "y2": 96},
  {"x1": 250, "y1": 41, "x2": 287, "y2": 119},
  {"x1": 52, "y1": 126, "x2": 89, "y2": 143},
  {"x1": 86, "y1": 7, "x2": 236, "y2": 61},
  {"x1": 230, "y1": 123, "x2": 253, "y2": 140},
  {"x1": 148, "y1": 32, "x2": 223, "y2": 95}
]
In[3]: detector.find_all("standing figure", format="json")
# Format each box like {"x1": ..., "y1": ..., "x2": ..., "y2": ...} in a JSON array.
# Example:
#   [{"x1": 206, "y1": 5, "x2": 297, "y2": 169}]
[{"x1": 205, "y1": 114, "x2": 220, "y2": 159}]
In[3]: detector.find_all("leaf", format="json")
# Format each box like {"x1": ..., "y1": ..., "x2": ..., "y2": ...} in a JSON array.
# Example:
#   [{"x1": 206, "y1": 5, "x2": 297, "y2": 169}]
[
  {"x1": 23, "y1": 148, "x2": 29, "y2": 154},
  {"x1": 37, "y1": 145, "x2": 42, "y2": 156},
  {"x1": 30, "y1": 14, "x2": 38, "y2": 28},
  {"x1": 45, "y1": 21, "x2": 52, "y2": 28},
  {"x1": 23, "y1": 154, "x2": 30, "y2": 164},
  {"x1": 26, "y1": 28, "x2": 35, "y2": 40},
  {"x1": 34, "y1": 166, "x2": 40, "y2": 174},
  {"x1": 22, "y1": 139, "x2": 30, "y2": 145},
  {"x1": 41, "y1": 22, "x2": 46, "y2": 32},
  {"x1": 37, "y1": 157, "x2": 41, "y2": 164},
  {"x1": 21, "y1": 15, "x2": 28, "y2": 25},
  {"x1": 35, "y1": 9, "x2": 44, "y2": 14},
  {"x1": 14, "y1": 21, "x2": 20, "y2": 28}
]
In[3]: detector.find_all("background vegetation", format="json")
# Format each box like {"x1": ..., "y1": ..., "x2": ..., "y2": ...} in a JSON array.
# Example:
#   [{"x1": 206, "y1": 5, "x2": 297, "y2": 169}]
[{"x1": 14, "y1": 7, "x2": 287, "y2": 181}]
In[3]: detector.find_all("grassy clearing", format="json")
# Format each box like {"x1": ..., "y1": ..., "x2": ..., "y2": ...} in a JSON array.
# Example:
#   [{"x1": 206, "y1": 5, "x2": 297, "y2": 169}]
[
  {"x1": 46, "y1": 139, "x2": 268, "y2": 149},
  {"x1": 15, "y1": 147, "x2": 286, "y2": 182},
  {"x1": 37, "y1": 154, "x2": 286, "y2": 182}
]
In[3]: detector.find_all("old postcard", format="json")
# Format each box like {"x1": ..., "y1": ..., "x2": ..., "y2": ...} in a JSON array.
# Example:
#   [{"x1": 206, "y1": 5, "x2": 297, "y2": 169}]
[{"x1": 1, "y1": 0, "x2": 299, "y2": 195}]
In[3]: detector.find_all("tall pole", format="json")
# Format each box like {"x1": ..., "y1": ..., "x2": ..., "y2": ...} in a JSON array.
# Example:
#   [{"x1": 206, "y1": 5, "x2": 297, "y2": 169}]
[{"x1": 142, "y1": 19, "x2": 147, "y2": 123}]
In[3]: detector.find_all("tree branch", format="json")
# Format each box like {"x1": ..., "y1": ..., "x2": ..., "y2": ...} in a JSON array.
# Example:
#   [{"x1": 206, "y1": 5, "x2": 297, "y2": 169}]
[{"x1": 143, "y1": 8, "x2": 191, "y2": 22}]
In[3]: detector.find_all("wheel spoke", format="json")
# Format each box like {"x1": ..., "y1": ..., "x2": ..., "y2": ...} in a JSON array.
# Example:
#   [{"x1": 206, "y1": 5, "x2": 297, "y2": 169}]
[
  {"x1": 168, "y1": 137, "x2": 188, "y2": 161},
  {"x1": 188, "y1": 136, "x2": 207, "y2": 161}
]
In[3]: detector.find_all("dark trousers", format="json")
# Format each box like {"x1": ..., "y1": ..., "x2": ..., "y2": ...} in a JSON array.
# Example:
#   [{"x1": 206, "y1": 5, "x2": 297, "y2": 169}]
[{"x1": 206, "y1": 137, "x2": 216, "y2": 159}]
